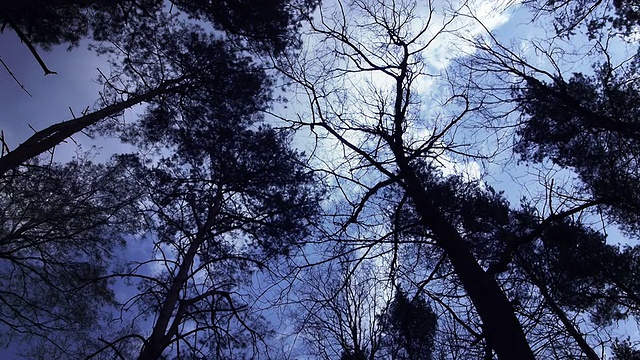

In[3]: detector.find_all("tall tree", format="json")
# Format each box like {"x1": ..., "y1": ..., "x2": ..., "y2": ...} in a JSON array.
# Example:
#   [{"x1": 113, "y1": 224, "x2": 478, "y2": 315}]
[
  {"x1": 454, "y1": 1, "x2": 640, "y2": 356},
  {"x1": 389, "y1": 167, "x2": 609, "y2": 359},
  {"x1": 275, "y1": 0, "x2": 640, "y2": 357},
  {"x1": 276, "y1": 0, "x2": 538, "y2": 357},
  {"x1": 80, "y1": 41, "x2": 323, "y2": 359},
  {"x1": 0, "y1": 0, "x2": 322, "y2": 358}
]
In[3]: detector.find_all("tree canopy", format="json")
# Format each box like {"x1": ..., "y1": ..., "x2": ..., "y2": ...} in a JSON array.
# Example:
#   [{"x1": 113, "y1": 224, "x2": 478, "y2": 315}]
[{"x1": 2, "y1": 0, "x2": 640, "y2": 359}]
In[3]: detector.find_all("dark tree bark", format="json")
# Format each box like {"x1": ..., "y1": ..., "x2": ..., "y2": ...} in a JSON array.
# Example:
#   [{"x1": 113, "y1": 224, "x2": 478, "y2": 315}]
[
  {"x1": 398, "y1": 167, "x2": 535, "y2": 360},
  {"x1": 0, "y1": 78, "x2": 184, "y2": 175},
  {"x1": 276, "y1": 1, "x2": 537, "y2": 358}
]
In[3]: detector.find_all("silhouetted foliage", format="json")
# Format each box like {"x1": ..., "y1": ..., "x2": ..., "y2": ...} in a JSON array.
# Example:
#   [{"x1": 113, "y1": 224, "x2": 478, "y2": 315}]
[
  {"x1": 0, "y1": 0, "x2": 322, "y2": 358},
  {"x1": 526, "y1": 0, "x2": 640, "y2": 38},
  {"x1": 276, "y1": 0, "x2": 542, "y2": 357},
  {"x1": 107, "y1": 40, "x2": 322, "y2": 358},
  {"x1": 6, "y1": 0, "x2": 640, "y2": 358},
  {"x1": 0, "y1": 157, "x2": 142, "y2": 347},
  {"x1": 380, "y1": 289, "x2": 436, "y2": 360},
  {"x1": 515, "y1": 219, "x2": 640, "y2": 326},
  {"x1": 0, "y1": 0, "x2": 318, "y2": 54},
  {"x1": 613, "y1": 338, "x2": 640, "y2": 360},
  {"x1": 514, "y1": 62, "x2": 640, "y2": 235},
  {"x1": 0, "y1": 0, "x2": 319, "y2": 174}
]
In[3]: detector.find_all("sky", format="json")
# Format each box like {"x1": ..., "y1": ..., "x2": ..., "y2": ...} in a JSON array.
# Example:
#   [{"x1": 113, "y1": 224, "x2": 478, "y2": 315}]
[
  {"x1": 0, "y1": 33, "x2": 136, "y2": 164},
  {"x1": 0, "y1": 0, "x2": 637, "y2": 358}
]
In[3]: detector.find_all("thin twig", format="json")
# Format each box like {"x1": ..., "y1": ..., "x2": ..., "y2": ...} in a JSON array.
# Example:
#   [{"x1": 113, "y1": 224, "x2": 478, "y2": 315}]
[
  {"x1": 6, "y1": 19, "x2": 57, "y2": 75},
  {"x1": 0, "y1": 55, "x2": 32, "y2": 96}
]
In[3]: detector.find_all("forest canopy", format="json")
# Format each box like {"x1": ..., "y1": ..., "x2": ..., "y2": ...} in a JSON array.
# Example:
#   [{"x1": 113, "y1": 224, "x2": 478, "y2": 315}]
[{"x1": 1, "y1": 0, "x2": 640, "y2": 359}]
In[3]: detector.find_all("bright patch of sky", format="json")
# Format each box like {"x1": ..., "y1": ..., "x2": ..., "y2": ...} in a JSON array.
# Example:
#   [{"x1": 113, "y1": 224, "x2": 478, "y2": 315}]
[
  {"x1": 424, "y1": 0, "x2": 517, "y2": 70},
  {"x1": 281, "y1": 0, "x2": 522, "y2": 190}
]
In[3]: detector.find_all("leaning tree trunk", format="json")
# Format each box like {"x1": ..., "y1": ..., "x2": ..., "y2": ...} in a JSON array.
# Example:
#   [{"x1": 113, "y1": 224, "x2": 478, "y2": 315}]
[
  {"x1": 396, "y1": 160, "x2": 536, "y2": 360},
  {"x1": 0, "y1": 78, "x2": 184, "y2": 175}
]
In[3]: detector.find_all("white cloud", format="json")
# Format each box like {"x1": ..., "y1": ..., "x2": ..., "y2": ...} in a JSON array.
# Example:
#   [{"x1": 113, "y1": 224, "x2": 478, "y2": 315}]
[
  {"x1": 284, "y1": 0, "x2": 519, "y2": 184},
  {"x1": 421, "y1": 0, "x2": 518, "y2": 70}
]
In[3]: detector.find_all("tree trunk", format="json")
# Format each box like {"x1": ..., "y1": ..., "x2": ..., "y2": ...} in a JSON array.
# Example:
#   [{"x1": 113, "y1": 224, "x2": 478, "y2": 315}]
[
  {"x1": 136, "y1": 233, "x2": 203, "y2": 360},
  {"x1": 0, "y1": 78, "x2": 184, "y2": 175},
  {"x1": 523, "y1": 264, "x2": 600, "y2": 360},
  {"x1": 136, "y1": 194, "x2": 220, "y2": 360},
  {"x1": 400, "y1": 169, "x2": 536, "y2": 360}
]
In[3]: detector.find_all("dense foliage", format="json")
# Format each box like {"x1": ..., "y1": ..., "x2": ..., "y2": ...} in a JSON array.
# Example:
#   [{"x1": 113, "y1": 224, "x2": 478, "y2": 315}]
[{"x1": 2, "y1": 0, "x2": 640, "y2": 358}]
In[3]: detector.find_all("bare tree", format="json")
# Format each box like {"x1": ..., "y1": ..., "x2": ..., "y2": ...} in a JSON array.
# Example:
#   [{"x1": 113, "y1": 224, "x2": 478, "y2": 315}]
[
  {"x1": 275, "y1": 0, "x2": 537, "y2": 358},
  {"x1": 293, "y1": 247, "x2": 391, "y2": 360}
]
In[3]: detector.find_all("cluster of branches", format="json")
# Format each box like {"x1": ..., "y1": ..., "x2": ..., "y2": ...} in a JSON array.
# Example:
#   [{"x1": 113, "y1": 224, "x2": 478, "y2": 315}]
[
  {"x1": 0, "y1": 0, "x2": 319, "y2": 174},
  {"x1": 0, "y1": 0, "x2": 324, "y2": 359},
  {"x1": 3, "y1": 0, "x2": 640, "y2": 359},
  {"x1": 291, "y1": 246, "x2": 436, "y2": 360}
]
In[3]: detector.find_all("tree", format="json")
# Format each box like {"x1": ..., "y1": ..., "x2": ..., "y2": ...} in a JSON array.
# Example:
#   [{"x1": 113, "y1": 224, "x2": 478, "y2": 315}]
[
  {"x1": 450, "y1": 1, "x2": 640, "y2": 357},
  {"x1": 386, "y1": 166, "x2": 613, "y2": 359},
  {"x1": 465, "y1": 0, "x2": 640, "y2": 237},
  {"x1": 75, "y1": 42, "x2": 323, "y2": 358},
  {"x1": 513, "y1": 63, "x2": 640, "y2": 234},
  {"x1": 274, "y1": 0, "x2": 640, "y2": 357},
  {"x1": 379, "y1": 288, "x2": 437, "y2": 360},
  {"x1": 524, "y1": 0, "x2": 640, "y2": 38},
  {"x1": 293, "y1": 248, "x2": 389, "y2": 360},
  {"x1": 0, "y1": 156, "x2": 142, "y2": 353},
  {"x1": 6, "y1": 0, "x2": 640, "y2": 358},
  {"x1": 126, "y1": 126, "x2": 320, "y2": 359},
  {"x1": 276, "y1": 0, "x2": 539, "y2": 357},
  {"x1": 292, "y1": 246, "x2": 437, "y2": 360},
  {"x1": 0, "y1": 0, "x2": 323, "y2": 357},
  {"x1": 0, "y1": 0, "x2": 319, "y2": 175}
]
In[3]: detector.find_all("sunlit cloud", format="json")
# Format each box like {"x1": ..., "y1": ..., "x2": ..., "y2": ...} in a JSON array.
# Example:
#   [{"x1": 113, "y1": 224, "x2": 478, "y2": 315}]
[{"x1": 290, "y1": 0, "x2": 517, "y2": 182}]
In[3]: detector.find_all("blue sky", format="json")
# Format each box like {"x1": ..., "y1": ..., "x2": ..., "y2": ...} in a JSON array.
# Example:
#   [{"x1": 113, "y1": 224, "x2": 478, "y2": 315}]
[
  {"x1": 1, "y1": 0, "x2": 637, "y2": 358},
  {"x1": 0, "y1": 33, "x2": 135, "y2": 164}
]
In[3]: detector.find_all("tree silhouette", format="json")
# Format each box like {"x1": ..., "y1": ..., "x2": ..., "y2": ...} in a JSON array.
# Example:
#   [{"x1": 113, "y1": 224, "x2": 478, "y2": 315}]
[
  {"x1": 513, "y1": 64, "x2": 640, "y2": 235},
  {"x1": 3, "y1": 0, "x2": 640, "y2": 358},
  {"x1": 0, "y1": 0, "x2": 319, "y2": 174},
  {"x1": 455, "y1": 0, "x2": 640, "y2": 357},
  {"x1": 294, "y1": 249, "x2": 387, "y2": 360},
  {"x1": 0, "y1": 156, "x2": 143, "y2": 351},
  {"x1": 276, "y1": 0, "x2": 536, "y2": 354},
  {"x1": 379, "y1": 288, "x2": 436, "y2": 360},
  {"x1": 0, "y1": 0, "x2": 322, "y2": 358},
  {"x1": 106, "y1": 43, "x2": 322, "y2": 358}
]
